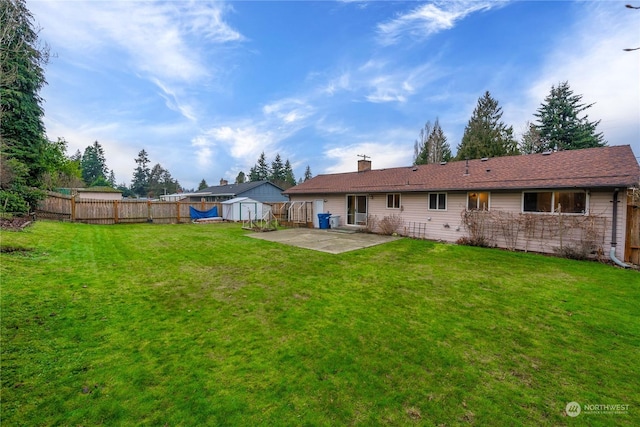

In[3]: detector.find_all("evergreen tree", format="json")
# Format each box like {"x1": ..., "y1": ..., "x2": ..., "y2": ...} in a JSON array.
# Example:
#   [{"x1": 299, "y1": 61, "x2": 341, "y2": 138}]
[
  {"x1": 235, "y1": 171, "x2": 246, "y2": 184},
  {"x1": 270, "y1": 153, "x2": 284, "y2": 182},
  {"x1": 533, "y1": 81, "x2": 606, "y2": 152},
  {"x1": 131, "y1": 149, "x2": 151, "y2": 197},
  {"x1": 117, "y1": 182, "x2": 134, "y2": 198},
  {"x1": 414, "y1": 119, "x2": 452, "y2": 164},
  {"x1": 248, "y1": 152, "x2": 270, "y2": 181},
  {"x1": 248, "y1": 166, "x2": 259, "y2": 182},
  {"x1": 283, "y1": 160, "x2": 296, "y2": 187},
  {"x1": 0, "y1": 0, "x2": 55, "y2": 210},
  {"x1": 255, "y1": 151, "x2": 270, "y2": 181},
  {"x1": 303, "y1": 165, "x2": 313, "y2": 181},
  {"x1": 0, "y1": 0, "x2": 50, "y2": 186},
  {"x1": 198, "y1": 179, "x2": 208, "y2": 190},
  {"x1": 147, "y1": 163, "x2": 179, "y2": 197},
  {"x1": 107, "y1": 170, "x2": 116, "y2": 187},
  {"x1": 456, "y1": 91, "x2": 519, "y2": 160},
  {"x1": 80, "y1": 141, "x2": 108, "y2": 186}
]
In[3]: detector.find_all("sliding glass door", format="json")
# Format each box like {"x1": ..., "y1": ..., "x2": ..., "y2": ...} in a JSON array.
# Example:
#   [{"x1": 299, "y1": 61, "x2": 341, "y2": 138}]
[{"x1": 346, "y1": 195, "x2": 368, "y2": 225}]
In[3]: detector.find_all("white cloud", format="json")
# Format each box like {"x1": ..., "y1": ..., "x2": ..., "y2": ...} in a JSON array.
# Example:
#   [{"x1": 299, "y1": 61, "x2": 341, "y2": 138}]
[
  {"x1": 207, "y1": 125, "x2": 275, "y2": 159},
  {"x1": 31, "y1": 1, "x2": 243, "y2": 85},
  {"x1": 323, "y1": 128, "x2": 416, "y2": 174},
  {"x1": 324, "y1": 72, "x2": 352, "y2": 95},
  {"x1": 377, "y1": 1, "x2": 508, "y2": 46},
  {"x1": 524, "y1": 2, "x2": 640, "y2": 148},
  {"x1": 262, "y1": 98, "x2": 315, "y2": 124}
]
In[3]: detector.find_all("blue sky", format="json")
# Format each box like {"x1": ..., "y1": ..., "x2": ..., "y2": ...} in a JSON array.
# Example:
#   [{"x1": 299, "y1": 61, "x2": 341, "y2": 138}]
[{"x1": 30, "y1": 0, "x2": 640, "y2": 190}]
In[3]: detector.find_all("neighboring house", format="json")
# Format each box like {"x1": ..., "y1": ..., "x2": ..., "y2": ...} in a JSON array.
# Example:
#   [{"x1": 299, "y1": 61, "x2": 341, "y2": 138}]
[
  {"x1": 181, "y1": 180, "x2": 289, "y2": 203},
  {"x1": 284, "y1": 145, "x2": 640, "y2": 265},
  {"x1": 58, "y1": 187, "x2": 123, "y2": 201}
]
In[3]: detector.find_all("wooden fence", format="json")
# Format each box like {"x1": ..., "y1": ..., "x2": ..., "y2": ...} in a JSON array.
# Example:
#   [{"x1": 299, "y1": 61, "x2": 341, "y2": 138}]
[
  {"x1": 625, "y1": 191, "x2": 640, "y2": 264},
  {"x1": 37, "y1": 193, "x2": 220, "y2": 224},
  {"x1": 37, "y1": 193, "x2": 292, "y2": 225}
]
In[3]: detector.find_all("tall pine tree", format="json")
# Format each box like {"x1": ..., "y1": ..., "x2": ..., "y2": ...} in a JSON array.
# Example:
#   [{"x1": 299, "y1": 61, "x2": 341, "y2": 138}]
[
  {"x1": 80, "y1": 141, "x2": 108, "y2": 186},
  {"x1": 0, "y1": 0, "x2": 49, "y2": 186},
  {"x1": 270, "y1": 153, "x2": 284, "y2": 183},
  {"x1": 283, "y1": 159, "x2": 296, "y2": 187},
  {"x1": 456, "y1": 91, "x2": 518, "y2": 160},
  {"x1": 303, "y1": 165, "x2": 312, "y2": 181},
  {"x1": 131, "y1": 149, "x2": 151, "y2": 197},
  {"x1": 533, "y1": 81, "x2": 605, "y2": 152}
]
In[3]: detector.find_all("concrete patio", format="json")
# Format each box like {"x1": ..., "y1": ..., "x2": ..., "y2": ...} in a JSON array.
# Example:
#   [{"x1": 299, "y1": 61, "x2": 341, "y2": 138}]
[{"x1": 245, "y1": 228, "x2": 400, "y2": 254}]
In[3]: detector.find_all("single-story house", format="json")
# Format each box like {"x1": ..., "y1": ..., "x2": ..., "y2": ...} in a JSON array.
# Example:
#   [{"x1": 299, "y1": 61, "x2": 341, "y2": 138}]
[
  {"x1": 284, "y1": 145, "x2": 640, "y2": 266},
  {"x1": 168, "y1": 180, "x2": 289, "y2": 203}
]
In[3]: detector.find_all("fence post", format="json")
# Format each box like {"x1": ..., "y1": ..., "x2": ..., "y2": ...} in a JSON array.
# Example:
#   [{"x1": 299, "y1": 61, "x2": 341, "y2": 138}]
[
  {"x1": 114, "y1": 200, "x2": 119, "y2": 224},
  {"x1": 176, "y1": 201, "x2": 180, "y2": 223},
  {"x1": 201, "y1": 198, "x2": 205, "y2": 211},
  {"x1": 71, "y1": 197, "x2": 76, "y2": 222},
  {"x1": 147, "y1": 200, "x2": 152, "y2": 223}
]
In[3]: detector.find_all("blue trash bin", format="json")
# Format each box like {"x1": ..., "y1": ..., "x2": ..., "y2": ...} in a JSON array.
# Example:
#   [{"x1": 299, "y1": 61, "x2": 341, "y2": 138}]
[{"x1": 318, "y1": 213, "x2": 331, "y2": 229}]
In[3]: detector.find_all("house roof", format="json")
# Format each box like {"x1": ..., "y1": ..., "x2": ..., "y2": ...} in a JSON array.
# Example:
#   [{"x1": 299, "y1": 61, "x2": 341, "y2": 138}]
[
  {"x1": 201, "y1": 180, "x2": 284, "y2": 196},
  {"x1": 75, "y1": 186, "x2": 122, "y2": 193},
  {"x1": 285, "y1": 145, "x2": 640, "y2": 195}
]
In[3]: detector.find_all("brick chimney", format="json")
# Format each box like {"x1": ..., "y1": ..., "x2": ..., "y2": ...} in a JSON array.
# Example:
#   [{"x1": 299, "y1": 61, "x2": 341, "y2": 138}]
[
  {"x1": 358, "y1": 159, "x2": 372, "y2": 172},
  {"x1": 219, "y1": 178, "x2": 228, "y2": 186}
]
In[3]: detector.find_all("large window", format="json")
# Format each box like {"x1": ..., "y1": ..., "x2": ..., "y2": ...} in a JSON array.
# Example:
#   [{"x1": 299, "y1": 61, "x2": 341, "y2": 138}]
[
  {"x1": 428, "y1": 193, "x2": 447, "y2": 211},
  {"x1": 467, "y1": 192, "x2": 490, "y2": 210},
  {"x1": 387, "y1": 193, "x2": 400, "y2": 209},
  {"x1": 523, "y1": 191, "x2": 587, "y2": 214}
]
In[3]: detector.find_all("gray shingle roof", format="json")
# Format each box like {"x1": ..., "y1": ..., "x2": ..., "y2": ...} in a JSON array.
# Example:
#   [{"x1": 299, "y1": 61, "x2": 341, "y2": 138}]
[{"x1": 201, "y1": 180, "x2": 284, "y2": 196}]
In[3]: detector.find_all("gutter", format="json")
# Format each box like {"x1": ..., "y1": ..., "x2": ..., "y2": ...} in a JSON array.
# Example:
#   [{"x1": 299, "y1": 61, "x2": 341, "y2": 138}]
[{"x1": 610, "y1": 189, "x2": 631, "y2": 268}]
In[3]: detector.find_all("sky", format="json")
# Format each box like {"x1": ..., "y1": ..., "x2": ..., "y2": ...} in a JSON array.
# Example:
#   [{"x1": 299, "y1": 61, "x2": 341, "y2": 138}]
[{"x1": 30, "y1": 0, "x2": 640, "y2": 190}]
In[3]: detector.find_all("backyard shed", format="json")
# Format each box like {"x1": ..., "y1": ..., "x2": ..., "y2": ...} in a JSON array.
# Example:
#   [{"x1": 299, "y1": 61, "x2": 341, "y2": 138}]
[{"x1": 221, "y1": 197, "x2": 267, "y2": 222}]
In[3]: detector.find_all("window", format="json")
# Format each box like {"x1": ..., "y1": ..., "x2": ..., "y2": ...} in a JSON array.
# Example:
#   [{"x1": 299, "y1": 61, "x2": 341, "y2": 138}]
[
  {"x1": 523, "y1": 191, "x2": 587, "y2": 214},
  {"x1": 387, "y1": 193, "x2": 400, "y2": 209},
  {"x1": 428, "y1": 193, "x2": 447, "y2": 210},
  {"x1": 467, "y1": 192, "x2": 490, "y2": 210},
  {"x1": 555, "y1": 192, "x2": 587, "y2": 214},
  {"x1": 523, "y1": 192, "x2": 552, "y2": 212}
]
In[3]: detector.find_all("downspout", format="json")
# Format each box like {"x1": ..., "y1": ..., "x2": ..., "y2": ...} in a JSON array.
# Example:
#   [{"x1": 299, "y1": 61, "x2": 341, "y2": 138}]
[{"x1": 610, "y1": 190, "x2": 631, "y2": 268}]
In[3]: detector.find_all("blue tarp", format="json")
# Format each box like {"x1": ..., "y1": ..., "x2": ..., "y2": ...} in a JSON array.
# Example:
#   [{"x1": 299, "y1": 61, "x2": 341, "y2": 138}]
[{"x1": 189, "y1": 206, "x2": 219, "y2": 219}]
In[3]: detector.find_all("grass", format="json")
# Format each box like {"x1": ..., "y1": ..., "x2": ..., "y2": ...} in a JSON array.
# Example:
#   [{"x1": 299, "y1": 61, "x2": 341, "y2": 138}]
[{"x1": 1, "y1": 221, "x2": 639, "y2": 426}]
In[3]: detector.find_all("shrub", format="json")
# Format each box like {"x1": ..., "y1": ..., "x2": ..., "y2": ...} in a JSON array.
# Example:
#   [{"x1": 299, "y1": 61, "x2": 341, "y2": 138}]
[
  {"x1": 378, "y1": 214, "x2": 404, "y2": 235},
  {"x1": 456, "y1": 236, "x2": 493, "y2": 248},
  {"x1": 0, "y1": 190, "x2": 30, "y2": 214}
]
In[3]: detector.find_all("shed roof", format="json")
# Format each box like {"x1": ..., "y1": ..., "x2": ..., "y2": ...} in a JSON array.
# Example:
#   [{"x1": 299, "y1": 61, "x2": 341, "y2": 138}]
[
  {"x1": 221, "y1": 197, "x2": 260, "y2": 204},
  {"x1": 285, "y1": 145, "x2": 640, "y2": 195}
]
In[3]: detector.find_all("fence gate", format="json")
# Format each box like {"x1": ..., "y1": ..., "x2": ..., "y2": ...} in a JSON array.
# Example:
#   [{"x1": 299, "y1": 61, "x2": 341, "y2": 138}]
[{"x1": 625, "y1": 192, "x2": 640, "y2": 264}]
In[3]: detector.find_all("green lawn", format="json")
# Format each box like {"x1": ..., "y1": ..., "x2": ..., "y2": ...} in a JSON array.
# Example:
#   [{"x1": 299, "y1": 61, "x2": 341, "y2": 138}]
[{"x1": 1, "y1": 221, "x2": 639, "y2": 426}]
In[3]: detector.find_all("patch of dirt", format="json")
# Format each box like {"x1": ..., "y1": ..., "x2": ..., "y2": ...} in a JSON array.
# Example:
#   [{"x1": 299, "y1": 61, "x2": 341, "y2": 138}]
[
  {"x1": 0, "y1": 245, "x2": 33, "y2": 254},
  {"x1": 0, "y1": 216, "x2": 33, "y2": 231}
]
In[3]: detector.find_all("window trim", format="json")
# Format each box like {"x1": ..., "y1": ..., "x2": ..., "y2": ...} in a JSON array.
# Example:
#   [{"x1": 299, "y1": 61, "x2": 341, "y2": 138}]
[
  {"x1": 386, "y1": 193, "x2": 401, "y2": 209},
  {"x1": 467, "y1": 191, "x2": 491, "y2": 211},
  {"x1": 521, "y1": 190, "x2": 589, "y2": 215},
  {"x1": 428, "y1": 192, "x2": 447, "y2": 211}
]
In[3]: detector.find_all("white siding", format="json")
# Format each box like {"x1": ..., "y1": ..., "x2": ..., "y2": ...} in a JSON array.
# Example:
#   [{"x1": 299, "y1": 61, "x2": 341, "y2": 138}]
[{"x1": 290, "y1": 189, "x2": 627, "y2": 260}]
